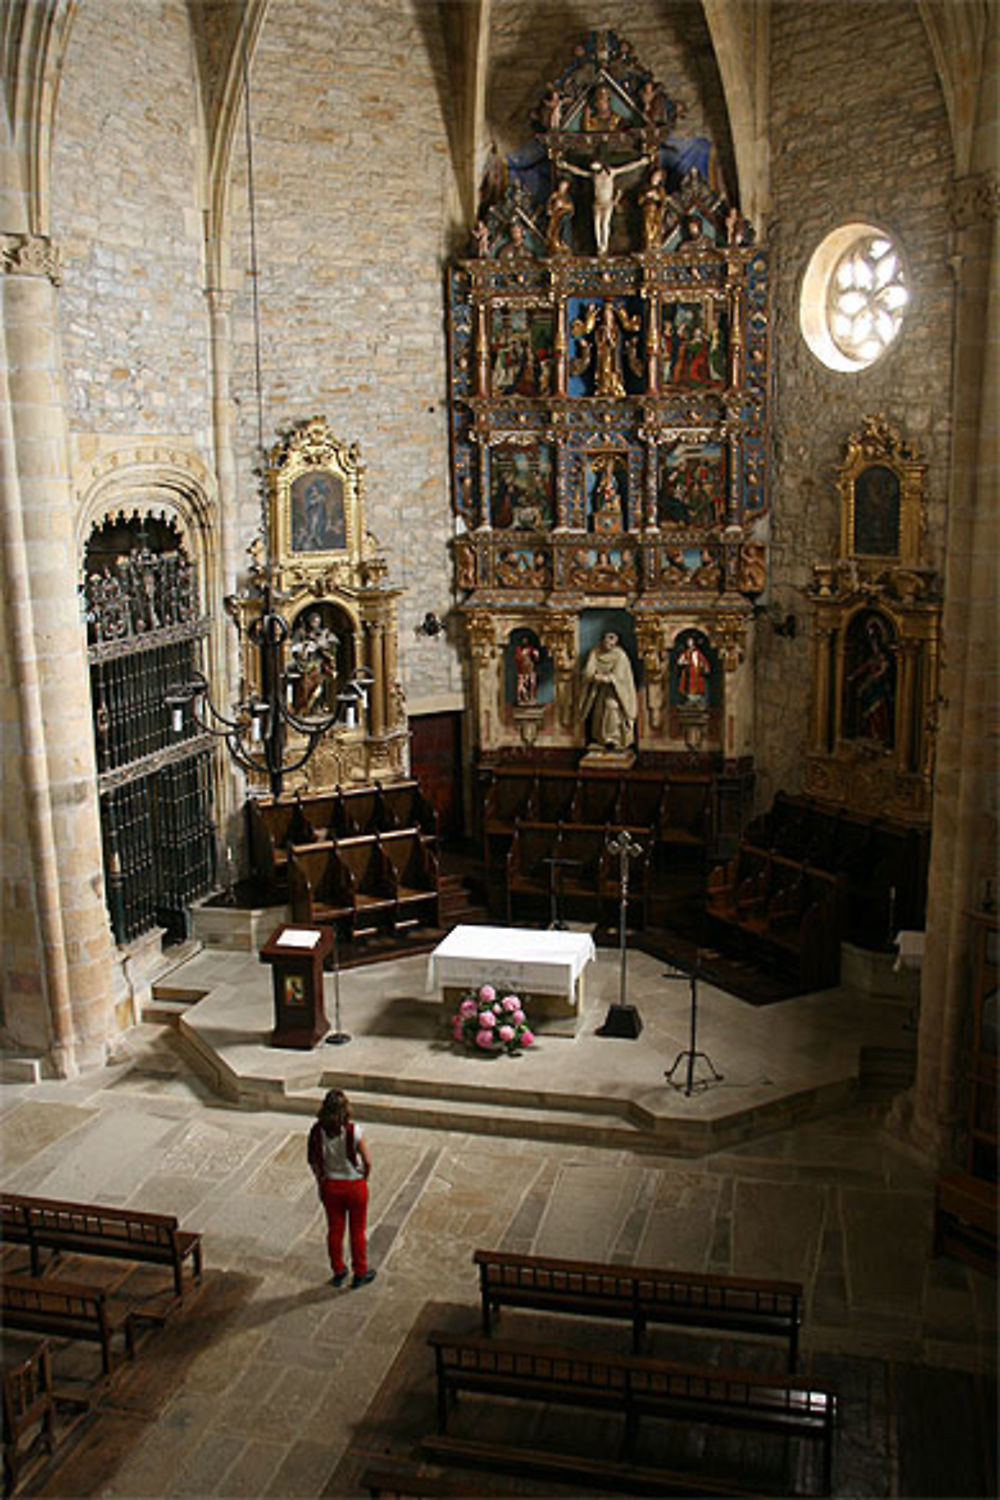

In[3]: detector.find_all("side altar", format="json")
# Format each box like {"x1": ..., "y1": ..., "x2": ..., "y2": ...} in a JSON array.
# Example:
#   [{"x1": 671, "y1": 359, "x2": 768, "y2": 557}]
[{"x1": 446, "y1": 28, "x2": 770, "y2": 778}]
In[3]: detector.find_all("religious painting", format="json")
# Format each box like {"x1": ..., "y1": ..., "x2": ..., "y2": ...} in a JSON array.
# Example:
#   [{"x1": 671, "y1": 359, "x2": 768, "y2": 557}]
[
  {"x1": 842, "y1": 610, "x2": 897, "y2": 747},
  {"x1": 669, "y1": 629, "x2": 718, "y2": 707},
  {"x1": 290, "y1": 470, "x2": 346, "y2": 554},
  {"x1": 283, "y1": 974, "x2": 306, "y2": 1007},
  {"x1": 853, "y1": 464, "x2": 901, "y2": 557},
  {"x1": 661, "y1": 301, "x2": 726, "y2": 389},
  {"x1": 490, "y1": 445, "x2": 554, "y2": 530},
  {"x1": 568, "y1": 297, "x2": 644, "y2": 397},
  {"x1": 490, "y1": 306, "x2": 555, "y2": 397},
  {"x1": 586, "y1": 451, "x2": 629, "y2": 532},
  {"x1": 288, "y1": 603, "x2": 343, "y2": 716},
  {"x1": 658, "y1": 441, "x2": 727, "y2": 527}
]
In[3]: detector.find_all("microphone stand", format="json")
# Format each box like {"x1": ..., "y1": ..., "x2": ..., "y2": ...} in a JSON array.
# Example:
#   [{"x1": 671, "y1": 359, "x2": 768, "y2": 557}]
[
  {"x1": 325, "y1": 922, "x2": 350, "y2": 1045},
  {"x1": 664, "y1": 954, "x2": 722, "y2": 1094}
]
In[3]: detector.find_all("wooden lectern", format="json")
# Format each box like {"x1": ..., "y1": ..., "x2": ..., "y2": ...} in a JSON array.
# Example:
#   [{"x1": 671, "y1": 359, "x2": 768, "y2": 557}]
[{"x1": 259, "y1": 923, "x2": 333, "y2": 1049}]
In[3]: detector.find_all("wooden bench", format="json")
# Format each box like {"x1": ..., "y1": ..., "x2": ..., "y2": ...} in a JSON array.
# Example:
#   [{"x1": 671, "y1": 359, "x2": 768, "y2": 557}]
[
  {"x1": 1, "y1": 1275, "x2": 135, "y2": 1378},
  {"x1": 427, "y1": 1332, "x2": 837, "y2": 1495},
  {"x1": 377, "y1": 830, "x2": 440, "y2": 930},
  {"x1": 474, "y1": 1249, "x2": 802, "y2": 1369},
  {"x1": 707, "y1": 846, "x2": 844, "y2": 991},
  {"x1": 2, "y1": 1340, "x2": 55, "y2": 1497},
  {"x1": 289, "y1": 836, "x2": 397, "y2": 938},
  {"x1": 0, "y1": 1194, "x2": 202, "y2": 1302}
]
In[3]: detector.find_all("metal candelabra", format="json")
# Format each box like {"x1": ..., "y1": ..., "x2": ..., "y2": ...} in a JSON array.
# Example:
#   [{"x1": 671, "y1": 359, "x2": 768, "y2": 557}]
[{"x1": 664, "y1": 954, "x2": 723, "y2": 1095}]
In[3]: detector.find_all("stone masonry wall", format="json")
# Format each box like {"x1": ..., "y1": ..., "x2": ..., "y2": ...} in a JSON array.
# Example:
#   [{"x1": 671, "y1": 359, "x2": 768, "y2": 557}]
[
  {"x1": 52, "y1": 0, "x2": 212, "y2": 451},
  {"x1": 228, "y1": 0, "x2": 459, "y2": 703},
  {"x1": 760, "y1": 0, "x2": 954, "y2": 812}
]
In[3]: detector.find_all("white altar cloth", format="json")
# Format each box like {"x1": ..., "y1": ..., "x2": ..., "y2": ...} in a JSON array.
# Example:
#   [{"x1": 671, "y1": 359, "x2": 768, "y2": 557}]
[{"x1": 428, "y1": 925, "x2": 595, "y2": 1004}]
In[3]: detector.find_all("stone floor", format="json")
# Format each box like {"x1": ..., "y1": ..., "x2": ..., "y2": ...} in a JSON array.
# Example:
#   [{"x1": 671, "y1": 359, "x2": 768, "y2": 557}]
[{"x1": 1, "y1": 941, "x2": 996, "y2": 1497}]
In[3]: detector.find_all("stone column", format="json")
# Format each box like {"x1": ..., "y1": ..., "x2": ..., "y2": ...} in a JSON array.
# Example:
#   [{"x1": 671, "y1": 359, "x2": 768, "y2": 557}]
[
  {"x1": 891, "y1": 169, "x2": 999, "y2": 1165},
  {"x1": 0, "y1": 235, "x2": 117, "y2": 1074}
]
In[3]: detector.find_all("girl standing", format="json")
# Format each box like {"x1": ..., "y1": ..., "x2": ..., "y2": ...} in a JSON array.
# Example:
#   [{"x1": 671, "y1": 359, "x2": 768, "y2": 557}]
[{"x1": 307, "y1": 1089, "x2": 375, "y2": 1288}]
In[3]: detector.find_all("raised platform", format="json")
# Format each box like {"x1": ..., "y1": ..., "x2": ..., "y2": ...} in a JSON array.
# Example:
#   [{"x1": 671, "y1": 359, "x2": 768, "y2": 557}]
[{"x1": 156, "y1": 933, "x2": 917, "y2": 1157}]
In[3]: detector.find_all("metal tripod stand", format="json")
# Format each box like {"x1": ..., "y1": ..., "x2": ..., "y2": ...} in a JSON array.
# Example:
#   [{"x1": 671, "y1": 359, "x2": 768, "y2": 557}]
[{"x1": 664, "y1": 956, "x2": 722, "y2": 1095}]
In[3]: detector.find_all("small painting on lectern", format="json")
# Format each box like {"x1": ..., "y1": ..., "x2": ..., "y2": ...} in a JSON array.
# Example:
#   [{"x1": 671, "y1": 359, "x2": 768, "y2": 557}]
[{"x1": 284, "y1": 974, "x2": 307, "y2": 1008}]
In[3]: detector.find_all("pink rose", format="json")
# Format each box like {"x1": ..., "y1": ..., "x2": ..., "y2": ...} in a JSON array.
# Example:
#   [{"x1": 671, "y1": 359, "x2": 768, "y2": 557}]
[
  {"x1": 512, "y1": 1009, "x2": 526, "y2": 1025},
  {"x1": 475, "y1": 1029, "x2": 495, "y2": 1049},
  {"x1": 498, "y1": 1025, "x2": 515, "y2": 1043},
  {"x1": 501, "y1": 996, "x2": 519, "y2": 1012},
  {"x1": 452, "y1": 1021, "x2": 465, "y2": 1041},
  {"x1": 521, "y1": 1030, "x2": 535, "y2": 1046},
  {"x1": 479, "y1": 1010, "x2": 496, "y2": 1028},
  {"x1": 478, "y1": 985, "x2": 496, "y2": 1003},
  {"x1": 459, "y1": 998, "x2": 478, "y2": 1018}
]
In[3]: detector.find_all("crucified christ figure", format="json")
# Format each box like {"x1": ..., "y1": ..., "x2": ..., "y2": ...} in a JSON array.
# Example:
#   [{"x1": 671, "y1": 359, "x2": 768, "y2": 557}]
[{"x1": 558, "y1": 152, "x2": 652, "y2": 254}]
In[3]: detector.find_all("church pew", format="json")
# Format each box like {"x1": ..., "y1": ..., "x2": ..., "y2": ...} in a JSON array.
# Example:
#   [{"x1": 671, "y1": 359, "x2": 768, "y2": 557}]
[
  {"x1": 707, "y1": 848, "x2": 844, "y2": 990},
  {"x1": 2, "y1": 1340, "x2": 55, "y2": 1498},
  {"x1": 288, "y1": 836, "x2": 398, "y2": 937},
  {"x1": 0, "y1": 1194, "x2": 203, "y2": 1303},
  {"x1": 474, "y1": 1249, "x2": 803, "y2": 1368},
  {"x1": 1, "y1": 1276, "x2": 135, "y2": 1379},
  {"x1": 427, "y1": 1332, "x2": 837, "y2": 1495},
  {"x1": 378, "y1": 830, "x2": 441, "y2": 930},
  {"x1": 375, "y1": 780, "x2": 440, "y2": 840}
]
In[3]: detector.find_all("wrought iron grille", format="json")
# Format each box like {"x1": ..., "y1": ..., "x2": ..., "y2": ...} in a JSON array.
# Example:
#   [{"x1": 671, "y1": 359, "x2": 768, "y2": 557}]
[{"x1": 84, "y1": 521, "x2": 216, "y2": 944}]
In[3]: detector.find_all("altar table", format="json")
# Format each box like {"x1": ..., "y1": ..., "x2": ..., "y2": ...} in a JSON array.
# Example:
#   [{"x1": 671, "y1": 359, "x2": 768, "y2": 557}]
[{"x1": 428, "y1": 925, "x2": 595, "y2": 1035}]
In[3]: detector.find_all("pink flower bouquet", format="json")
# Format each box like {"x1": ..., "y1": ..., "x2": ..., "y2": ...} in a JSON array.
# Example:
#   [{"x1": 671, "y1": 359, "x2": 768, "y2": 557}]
[{"x1": 449, "y1": 984, "x2": 534, "y2": 1055}]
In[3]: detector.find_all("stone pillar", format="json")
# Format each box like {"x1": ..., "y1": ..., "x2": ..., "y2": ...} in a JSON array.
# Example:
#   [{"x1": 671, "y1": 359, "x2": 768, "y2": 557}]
[
  {"x1": 892, "y1": 168, "x2": 999, "y2": 1165},
  {"x1": 0, "y1": 235, "x2": 117, "y2": 1074}
]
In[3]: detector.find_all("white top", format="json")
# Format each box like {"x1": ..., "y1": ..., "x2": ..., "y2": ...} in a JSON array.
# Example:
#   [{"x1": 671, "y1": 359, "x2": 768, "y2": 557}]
[
  {"x1": 321, "y1": 1124, "x2": 366, "y2": 1181},
  {"x1": 428, "y1": 925, "x2": 595, "y2": 1001}
]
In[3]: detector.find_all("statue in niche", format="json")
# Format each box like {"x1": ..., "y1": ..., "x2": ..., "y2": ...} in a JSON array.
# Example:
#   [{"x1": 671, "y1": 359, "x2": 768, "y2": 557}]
[
  {"x1": 580, "y1": 631, "x2": 638, "y2": 750},
  {"x1": 844, "y1": 614, "x2": 896, "y2": 746},
  {"x1": 590, "y1": 455, "x2": 625, "y2": 530},
  {"x1": 546, "y1": 177, "x2": 575, "y2": 255},
  {"x1": 639, "y1": 163, "x2": 668, "y2": 250},
  {"x1": 557, "y1": 151, "x2": 652, "y2": 255},
  {"x1": 637, "y1": 78, "x2": 667, "y2": 125},
  {"x1": 582, "y1": 82, "x2": 624, "y2": 132},
  {"x1": 571, "y1": 300, "x2": 641, "y2": 396},
  {"x1": 676, "y1": 634, "x2": 712, "y2": 704},
  {"x1": 536, "y1": 81, "x2": 569, "y2": 132},
  {"x1": 290, "y1": 609, "x2": 340, "y2": 715},
  {"x1": 514, "y1": 635, "x2": 541, "y2": 704}
]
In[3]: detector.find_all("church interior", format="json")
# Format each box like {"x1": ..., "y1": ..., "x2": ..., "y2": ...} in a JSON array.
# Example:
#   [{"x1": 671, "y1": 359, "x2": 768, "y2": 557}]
[{"x1": 0, "y1": 0, "x2": 997, "y2": 1495}]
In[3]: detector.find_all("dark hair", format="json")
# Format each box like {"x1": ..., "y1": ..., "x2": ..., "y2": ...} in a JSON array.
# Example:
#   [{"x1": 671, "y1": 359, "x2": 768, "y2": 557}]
[{"x1": 318, "y1": 1088, "x2": 350, "y2": 1134}]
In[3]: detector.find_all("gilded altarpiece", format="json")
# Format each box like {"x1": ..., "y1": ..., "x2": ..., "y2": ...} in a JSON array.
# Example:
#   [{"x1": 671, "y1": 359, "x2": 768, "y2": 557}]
[
  {"x1": 229, "y1": 418, "x2": 407, "y2": 792},
  {"x1": 448, "y1": 30, "x2": 770, "y2": 767},
  {"x1": 806, "y1": 416, "x2": 941, "y2": 822}
]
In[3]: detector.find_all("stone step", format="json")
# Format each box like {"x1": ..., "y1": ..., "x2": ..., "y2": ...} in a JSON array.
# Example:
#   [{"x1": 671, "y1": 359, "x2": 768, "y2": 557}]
[{"x1": 283, "y1": 1080, "x2": 647, "y2": 1148}]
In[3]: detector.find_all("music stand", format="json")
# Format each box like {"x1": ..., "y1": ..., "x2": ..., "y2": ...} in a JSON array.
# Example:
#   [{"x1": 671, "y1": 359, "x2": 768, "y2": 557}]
[
  {"x1": 542, "y1": 856, "x2": 581, "y2": 930},
  {"x1": 664, "y1": 954, "x2": 722, "y2": 1095},
  {"x1": 324, "y1": 922, "x2": 350, "y2": 1046},
  {"x1": 596, "y1": 830, "x2": 644, "y2": 1039}
]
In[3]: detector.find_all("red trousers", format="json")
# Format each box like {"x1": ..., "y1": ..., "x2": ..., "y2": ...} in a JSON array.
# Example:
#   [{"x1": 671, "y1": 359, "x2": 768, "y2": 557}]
[{"x1": 320, "y1": 1177, "x2": 368, "y2": 1276}]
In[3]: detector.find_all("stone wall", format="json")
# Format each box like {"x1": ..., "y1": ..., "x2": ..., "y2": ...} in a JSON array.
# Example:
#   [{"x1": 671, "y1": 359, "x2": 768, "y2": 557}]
[
  {"x1": 52, "y1": 0, "x2": 211, "y2": 451},
  {"x1": 760, "y1": 0, "x2": 954, "y2": 811},
  {"x1": 227, "y1": 0, "x2": 460, "y2": 703}
]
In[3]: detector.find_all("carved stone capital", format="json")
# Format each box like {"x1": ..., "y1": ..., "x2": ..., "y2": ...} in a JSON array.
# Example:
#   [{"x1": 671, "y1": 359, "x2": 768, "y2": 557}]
[
  {"x1": 1, "y1": 233, "x2": 62, "y2": 285},
  {"x1": 949, "y1": 171, "x2": 1000, "y2": 230},
  {"x1": 465, "y1": 613, "x2": 498, "y2": 663}
]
